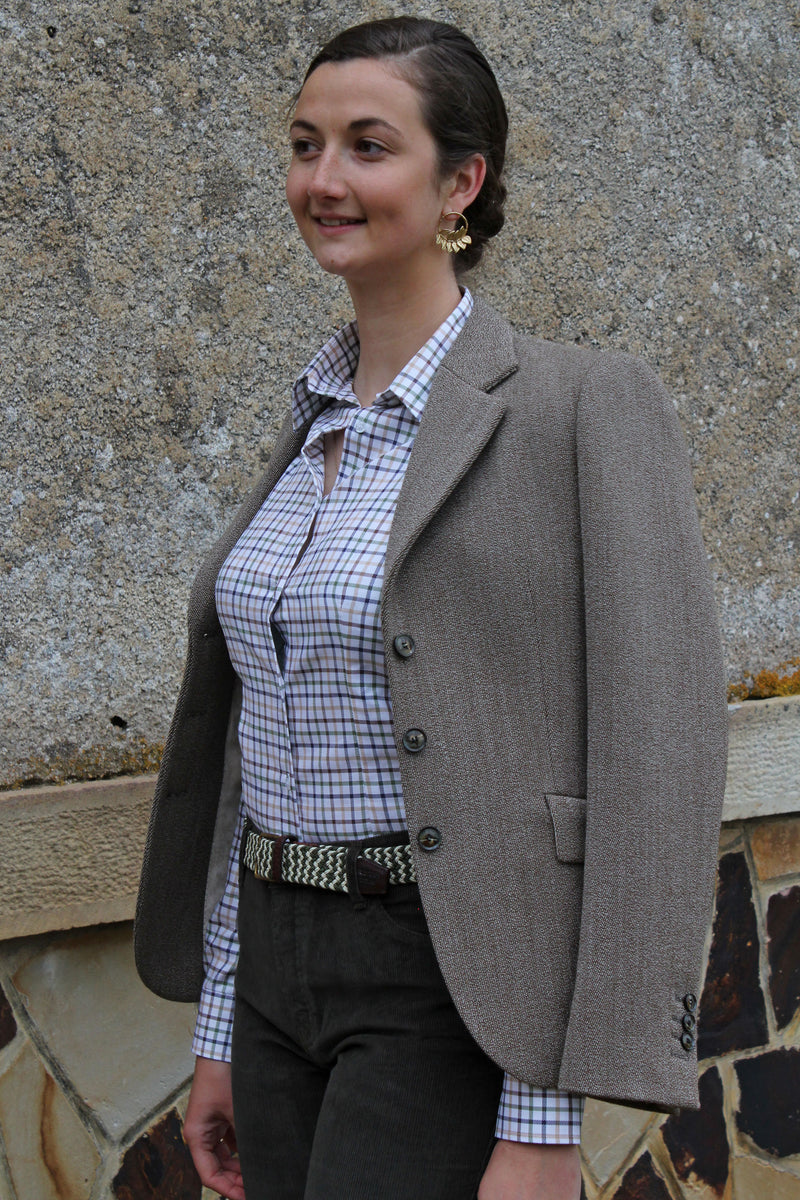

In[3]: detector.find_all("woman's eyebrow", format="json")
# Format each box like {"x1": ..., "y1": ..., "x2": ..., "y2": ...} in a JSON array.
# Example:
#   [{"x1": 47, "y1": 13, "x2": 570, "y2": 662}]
[
  {"x1": 289, "y1": 117, "x2": 403, "y2": 137},
  {"x1": 349, "y1": 117, "x2": 403, "y2": 137}
]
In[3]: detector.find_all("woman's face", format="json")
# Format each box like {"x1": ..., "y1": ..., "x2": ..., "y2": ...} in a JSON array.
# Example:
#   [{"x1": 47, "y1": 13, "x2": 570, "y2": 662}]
[{"x1": 286, "y1": 58, "x2": 455, "y2": 288}]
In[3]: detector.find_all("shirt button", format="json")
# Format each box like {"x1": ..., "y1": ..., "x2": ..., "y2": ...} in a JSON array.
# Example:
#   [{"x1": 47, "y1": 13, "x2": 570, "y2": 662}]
[
  {"x1": 683, "y1": 993, "x2": 698, "y2": 1013},
  {"x1": 393, "y1": 634, "x2": 415, "y2": 659},
  {"x1": 402, "y1": 728, "x2": 426, "y2": 753},
  {"x1": 680, "y1": 1032, "x2": 695, "y2": 1052},
  {"x1": 417, "y1": 827, "x2": 442, "y2": 852},
  {"x1": 682, "y1": 1013, "x2": 696, "y2": 1033}
]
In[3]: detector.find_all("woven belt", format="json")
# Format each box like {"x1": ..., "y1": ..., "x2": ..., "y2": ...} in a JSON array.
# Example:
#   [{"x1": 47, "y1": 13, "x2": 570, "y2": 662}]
[{"x1": 243, "y1": 825, "x2": 417, "y2": 895}]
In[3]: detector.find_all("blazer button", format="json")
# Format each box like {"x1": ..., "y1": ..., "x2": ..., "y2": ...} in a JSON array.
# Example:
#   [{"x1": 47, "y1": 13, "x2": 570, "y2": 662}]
[
  {"x1": 682, "y1": 1013, "x2": 696, "y2": 1033},
  {"x1": 402, "y1": 728, "x2": 426, "y2": 753},
  {"x1": 683, "y1": 993, "x2": 698, "y2": 1013},
  {"x1": 417, "y1": 827, "x2": 442, "y2": 852},
  {"x1": 393, "y1": 634, "x2": 415, "y2": 659},
  {"x1": 680, "y1": 1032, "x2": 695, "y2": 1052}
]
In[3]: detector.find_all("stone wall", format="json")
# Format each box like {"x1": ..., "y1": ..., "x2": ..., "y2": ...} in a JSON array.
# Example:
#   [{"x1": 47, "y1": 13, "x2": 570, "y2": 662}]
[
  {"x1": 2, "y1": 0, "x2": 798, "y2": 788},
  {"x1": 2, "y1": 1, "x2": 799, "y2": 1187},
  {"x1": 0, "y1": 810, "x2": 798, "y2": 1199},
  {"x1": 581, "y1": 814, "x2": 800, "y2": 1199}
]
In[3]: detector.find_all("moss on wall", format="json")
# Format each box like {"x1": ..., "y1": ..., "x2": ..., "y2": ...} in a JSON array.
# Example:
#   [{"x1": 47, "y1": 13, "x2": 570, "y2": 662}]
[{"x1": 728, "y1": 658, "x2": 800, "y2": 703}]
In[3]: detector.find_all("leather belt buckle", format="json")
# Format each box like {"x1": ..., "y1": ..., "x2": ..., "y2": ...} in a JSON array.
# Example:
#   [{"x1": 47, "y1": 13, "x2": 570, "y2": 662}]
[{"x1": 355, "y1": 855, "x2": 391, "y2": 895}]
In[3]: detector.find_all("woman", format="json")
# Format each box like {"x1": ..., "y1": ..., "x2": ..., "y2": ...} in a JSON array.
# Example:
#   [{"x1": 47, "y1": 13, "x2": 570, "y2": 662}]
[{"x1": 135, "y1": 17, "x2": 728, "y2": 1200}]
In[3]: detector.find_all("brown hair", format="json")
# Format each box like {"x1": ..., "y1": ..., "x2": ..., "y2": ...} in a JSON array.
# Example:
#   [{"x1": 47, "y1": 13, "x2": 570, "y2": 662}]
[{"x1": 302, "y1": 17, "x2": 508, "y2": 272}]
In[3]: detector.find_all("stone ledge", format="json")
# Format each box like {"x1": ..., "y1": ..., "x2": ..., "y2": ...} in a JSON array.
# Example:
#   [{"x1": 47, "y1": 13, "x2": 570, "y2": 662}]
[
  {"x1": 0, "y1": 775, "x2": 155, "y2": 941},
  {"x1": 0, "y1": 696, "x2": 797, "y2": 941},
  {"x1": 723, "y1": 694, "x2": 800, "y2": 821}
]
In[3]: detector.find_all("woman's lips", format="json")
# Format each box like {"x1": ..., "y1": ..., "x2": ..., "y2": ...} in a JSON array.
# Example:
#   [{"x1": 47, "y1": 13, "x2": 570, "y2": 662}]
[{"x1": 313, "y1": 216, "x2": 367, "y2": 231}]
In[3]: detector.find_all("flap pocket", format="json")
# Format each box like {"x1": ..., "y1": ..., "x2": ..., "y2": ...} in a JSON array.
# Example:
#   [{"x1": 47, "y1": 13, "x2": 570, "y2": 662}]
[{"x1": 545, "y1": 794, "x2": 587, "y2": 864}]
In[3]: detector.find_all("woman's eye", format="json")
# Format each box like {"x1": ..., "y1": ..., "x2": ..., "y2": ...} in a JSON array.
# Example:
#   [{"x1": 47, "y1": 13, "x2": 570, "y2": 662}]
[
  {"x1": 356, "y1": 139, "x2": 386, "y2": 157},
  {"x1": 291, "y1": 138, "x2": 317, "y2": 157}
]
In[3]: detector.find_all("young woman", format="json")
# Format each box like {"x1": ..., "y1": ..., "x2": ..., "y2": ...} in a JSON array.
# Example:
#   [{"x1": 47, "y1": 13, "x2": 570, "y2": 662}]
[{"x1": 135, "y1": 17, "x2": 728, "y2": 1200}]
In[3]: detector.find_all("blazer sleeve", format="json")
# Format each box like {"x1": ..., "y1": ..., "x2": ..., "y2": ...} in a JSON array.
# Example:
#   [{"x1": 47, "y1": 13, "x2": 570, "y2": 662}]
[{"x1": 556, "y1": 353, "x2": 728, "y2": 1108}]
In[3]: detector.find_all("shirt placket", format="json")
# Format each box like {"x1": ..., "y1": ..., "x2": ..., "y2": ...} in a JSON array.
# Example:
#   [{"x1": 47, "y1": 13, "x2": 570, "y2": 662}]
[
  {"x1": 269, "y1": 404, "x2": 359, "y2": 837},
  {"x1": 261, "y1": 451, "x2": 324, "y2": 837},
  {"x1": 296, "y1": 403, "x2": 413, "y2": 838}
]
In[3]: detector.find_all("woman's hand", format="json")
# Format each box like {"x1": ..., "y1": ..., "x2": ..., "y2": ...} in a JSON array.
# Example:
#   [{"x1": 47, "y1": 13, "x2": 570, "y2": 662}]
[
  {"x1": 478, "y1": 1140, "x2": 582, "y2": 1200},
  {"x1": 183, "y1": 1057, "x2": 245, "y2": 1200}
]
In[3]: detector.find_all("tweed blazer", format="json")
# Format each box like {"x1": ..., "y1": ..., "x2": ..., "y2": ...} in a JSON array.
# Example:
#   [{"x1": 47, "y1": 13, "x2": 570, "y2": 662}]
[{"x1": 135, "y1": 297, "x2": 728, "y2": 1111}]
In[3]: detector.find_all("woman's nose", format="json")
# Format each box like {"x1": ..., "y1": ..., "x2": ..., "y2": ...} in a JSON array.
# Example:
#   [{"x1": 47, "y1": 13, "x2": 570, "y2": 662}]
[{"x1": 307, "y1": 151, "x2": 347, "y2": 200}]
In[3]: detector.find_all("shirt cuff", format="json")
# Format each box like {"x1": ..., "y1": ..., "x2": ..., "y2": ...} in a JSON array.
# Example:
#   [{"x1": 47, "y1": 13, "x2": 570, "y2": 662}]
[
  {"x1": 191, "y1": 972, "x2": 235, "y2": 1062},
  {"x1": 495, "y1": 1074, "x2": 585, "y2": 1144}
]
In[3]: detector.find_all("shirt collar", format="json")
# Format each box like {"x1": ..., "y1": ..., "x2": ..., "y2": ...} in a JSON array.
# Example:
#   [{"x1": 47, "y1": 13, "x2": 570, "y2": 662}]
[{"x1": 292, "y1": 288, "x2": 473, "y2": 430}]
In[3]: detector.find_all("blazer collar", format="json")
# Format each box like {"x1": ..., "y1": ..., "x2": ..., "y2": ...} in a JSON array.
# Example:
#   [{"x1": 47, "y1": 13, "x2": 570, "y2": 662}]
[
  {"x1": 384, "y1": 297, "x2": 518, "y2": 591},
  {"x1": 437, "y1": 294, "x2": 518, "y2": 392}
]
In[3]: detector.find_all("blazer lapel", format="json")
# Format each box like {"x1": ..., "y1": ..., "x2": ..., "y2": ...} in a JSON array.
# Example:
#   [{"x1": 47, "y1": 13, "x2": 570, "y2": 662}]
[{"x1": 384, "y1": 298, "x2": 518, "y2": 591}]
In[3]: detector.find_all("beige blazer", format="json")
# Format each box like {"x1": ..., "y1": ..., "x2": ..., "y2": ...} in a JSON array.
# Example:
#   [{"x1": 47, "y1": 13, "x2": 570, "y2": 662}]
[{"x1": 135, "y1": 297, "x2": 728, "y2": 1111}]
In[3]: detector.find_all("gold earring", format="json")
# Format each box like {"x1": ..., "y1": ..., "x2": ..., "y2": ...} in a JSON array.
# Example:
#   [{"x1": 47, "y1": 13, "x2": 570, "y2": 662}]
[{"x1": 435, "y1": 211, "x2": 471, "y2": 253}]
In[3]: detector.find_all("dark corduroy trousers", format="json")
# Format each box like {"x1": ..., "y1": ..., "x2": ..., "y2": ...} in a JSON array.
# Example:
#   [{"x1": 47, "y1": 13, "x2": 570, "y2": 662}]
[{"x1": 231, "y1": 867, "x2": 505, "y2": 1200}]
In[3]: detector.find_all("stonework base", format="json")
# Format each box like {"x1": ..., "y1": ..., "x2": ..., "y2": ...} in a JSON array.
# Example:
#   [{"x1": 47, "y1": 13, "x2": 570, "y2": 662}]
[{"x1": 1, "y1": 811, "x2": 799, "y2": 1198}]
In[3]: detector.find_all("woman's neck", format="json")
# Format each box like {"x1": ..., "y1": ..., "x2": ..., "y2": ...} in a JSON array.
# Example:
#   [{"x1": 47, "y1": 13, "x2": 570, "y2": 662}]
[{"x1": 347, "y1": 269, "x2": 463, "y2": 408}]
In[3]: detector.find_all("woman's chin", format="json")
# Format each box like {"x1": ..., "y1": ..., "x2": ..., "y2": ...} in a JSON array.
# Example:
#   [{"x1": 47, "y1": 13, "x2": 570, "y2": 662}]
[
  {"x1": 310, "y1": 252, "x2": 384, "y2": 288},
  {"x1": 306, "y1": 245, "x2": 357, "y2": 279}
]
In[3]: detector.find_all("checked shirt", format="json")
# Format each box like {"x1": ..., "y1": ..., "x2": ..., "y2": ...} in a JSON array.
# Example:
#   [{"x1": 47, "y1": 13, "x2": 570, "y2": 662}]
[{"x1": 194, "y1": 289, "x2": 583, "y2": 1144}]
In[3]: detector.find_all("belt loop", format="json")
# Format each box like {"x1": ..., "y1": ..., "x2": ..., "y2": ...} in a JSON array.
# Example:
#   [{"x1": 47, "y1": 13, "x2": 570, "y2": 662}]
[
  {"x1": 270, "y1": 834, "x2": 289, "y2": 883},
  {"x1": 346, "y1": 844, "x2": 367, "y2": 909},
  {"x1": 239, "y1": 816, "x2": 252, "y2": 890}
]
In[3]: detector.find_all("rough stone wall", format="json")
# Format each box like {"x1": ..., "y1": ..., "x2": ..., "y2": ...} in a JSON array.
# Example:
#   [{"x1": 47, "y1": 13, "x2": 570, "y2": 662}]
[{"x1": 1, "y1": 0, "x2": 798, "y2": 787}]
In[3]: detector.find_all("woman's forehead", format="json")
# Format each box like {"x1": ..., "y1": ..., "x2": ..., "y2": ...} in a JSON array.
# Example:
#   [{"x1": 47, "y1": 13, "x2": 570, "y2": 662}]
[{"x1": 293, "y1": 58, "x2": 423, "y2": 125}]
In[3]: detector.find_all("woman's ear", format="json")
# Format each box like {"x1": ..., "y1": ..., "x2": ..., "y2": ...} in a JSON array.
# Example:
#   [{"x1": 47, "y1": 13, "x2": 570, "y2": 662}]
[{"x1": 442, "y1": 154, "x2": 487, "y2": 215}]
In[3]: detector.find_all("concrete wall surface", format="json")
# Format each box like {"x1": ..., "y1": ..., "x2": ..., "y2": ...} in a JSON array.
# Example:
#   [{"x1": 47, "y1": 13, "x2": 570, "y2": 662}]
[{"x1": 1, "y1": 0, "x2": 798, "y2": 786}]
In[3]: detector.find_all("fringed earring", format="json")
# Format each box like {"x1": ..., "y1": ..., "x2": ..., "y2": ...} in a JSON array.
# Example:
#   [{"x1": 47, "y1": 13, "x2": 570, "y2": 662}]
[{"x1": 435, "y1": 212, "x2": 471, "y2": 254}]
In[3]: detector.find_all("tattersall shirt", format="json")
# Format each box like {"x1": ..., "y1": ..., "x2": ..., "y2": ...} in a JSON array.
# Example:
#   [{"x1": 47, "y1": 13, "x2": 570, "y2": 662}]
[{"x1": 194, "y1": 289, "x2": 584, "y2": 1144}]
